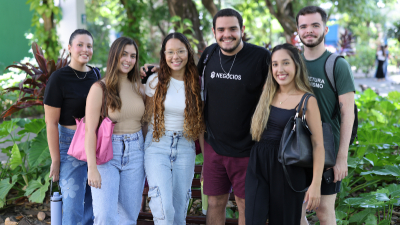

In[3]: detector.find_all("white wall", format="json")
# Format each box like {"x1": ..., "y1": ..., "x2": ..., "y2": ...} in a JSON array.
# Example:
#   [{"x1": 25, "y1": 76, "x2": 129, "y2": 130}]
[{"x1": 57, "y1": 0, "x2": 87, "y2": 51}]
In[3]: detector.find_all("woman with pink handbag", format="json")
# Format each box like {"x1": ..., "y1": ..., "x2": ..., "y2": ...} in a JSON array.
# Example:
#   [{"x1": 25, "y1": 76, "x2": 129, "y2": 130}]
[
  {"x1": 44, "y1": 29, "x2": 99, "y2": 225},
  {"x1": 84, "y1": 37, "x2": 146, "y2": 224}
]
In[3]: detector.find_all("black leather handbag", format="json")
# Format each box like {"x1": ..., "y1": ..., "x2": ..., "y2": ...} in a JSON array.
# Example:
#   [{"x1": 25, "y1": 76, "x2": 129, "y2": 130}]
[{"x1": 278, "y1": 93, "x2": 336, "y2": 192}]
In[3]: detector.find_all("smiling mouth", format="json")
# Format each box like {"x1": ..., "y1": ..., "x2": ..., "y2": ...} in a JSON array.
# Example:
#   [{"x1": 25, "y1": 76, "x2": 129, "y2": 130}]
[
  {"x1": 171, "y1": 61, "x2": 182, "y2": 66},
  {"x1": 220, "y1": 38, "x2": 235, "y2": 43},
  {"x1": 122, "y1": 64, "x2": 131, "y2": 68},
  {"x1": 277, "y1": 74, "x2": 288, "y2": 80}
]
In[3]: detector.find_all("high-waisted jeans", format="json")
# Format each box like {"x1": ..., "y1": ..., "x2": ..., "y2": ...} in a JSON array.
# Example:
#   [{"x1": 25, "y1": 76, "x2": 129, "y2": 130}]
[
  {"x1": 58, "y1": 125, "x2": 93, "y2": 225},
  {"x1": 91, "y1": 130, "x2": 145, "y2": 225},
  {"x1": 144, "y1": 129, "x2": 196, "y2": 225}
]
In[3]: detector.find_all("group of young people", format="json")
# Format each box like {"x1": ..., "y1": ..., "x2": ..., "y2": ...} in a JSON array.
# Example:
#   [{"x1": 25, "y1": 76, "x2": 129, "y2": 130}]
[{"x1": 43, "y1": 5, "x2": 355, "y2": 225}]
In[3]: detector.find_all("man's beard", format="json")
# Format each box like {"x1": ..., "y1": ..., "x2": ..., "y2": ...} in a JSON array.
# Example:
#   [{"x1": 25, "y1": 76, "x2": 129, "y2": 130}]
[
  {"x1": 300, "y1": 33, "x2": 325, "y2": 48},
  {"x1": 217, "y1": 35, "x2": 242, "y2": 53}
]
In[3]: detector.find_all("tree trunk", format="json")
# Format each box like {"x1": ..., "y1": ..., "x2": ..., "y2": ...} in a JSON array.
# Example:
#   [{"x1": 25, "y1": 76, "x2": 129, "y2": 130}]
[
  {"x1": 167, "y1": 0, "x2": 207, "y2": 54},
  {"x1": 265, "y1": 0, "x2": 297, "y2": 43},
  {"x1": 42, "y1": 0, "x2": 55, "y2": 58},
  {"x1": 202, "y1": 0, "x2": 218, "y2": 17}
]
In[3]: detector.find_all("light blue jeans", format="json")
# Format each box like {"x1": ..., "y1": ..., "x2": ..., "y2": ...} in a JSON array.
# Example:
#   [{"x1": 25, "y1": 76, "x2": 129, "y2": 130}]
[
  {"x1": 58, "y1": 125, "x2": 94, "y2": 225},
  {"x1": 91, "y1": 130, "x2": 145, "y2": 225},
  {"x1": 144, "y1": 129, "x2": 196, "y2": 225}
]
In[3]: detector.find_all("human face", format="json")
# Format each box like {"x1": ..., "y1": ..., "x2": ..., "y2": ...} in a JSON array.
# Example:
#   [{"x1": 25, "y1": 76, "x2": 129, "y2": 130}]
[
  {"x1": 297, "y1": 13, "x2": 328, "y2": 48},
  {"x1": 271, "y1": 49, "x2": 296, "y2": 88},
  {"x1": 68, "y1": 34, "x2": 93, "y2": 65},
  {"x1": 212, "y1": 16, "x2": 244, "y2": 55},
  {"x1": 118, "y1": 44, "x2": 137, "y2": 76},
  {"x1": 165, "y1": 38, "x2": 188, "y2": 74}
]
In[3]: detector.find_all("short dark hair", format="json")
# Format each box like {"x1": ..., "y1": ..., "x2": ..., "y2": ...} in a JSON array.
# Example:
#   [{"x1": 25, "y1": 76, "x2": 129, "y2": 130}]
[
  {"x1": 69, "y1": 29, "x2": 94, "y2": 46},
  {"x1": 213, "y1": 8, "x2": 243, "y2": 30},
  {"x1": 296, "y1": 6, "x2": 327, "y2": 26}
]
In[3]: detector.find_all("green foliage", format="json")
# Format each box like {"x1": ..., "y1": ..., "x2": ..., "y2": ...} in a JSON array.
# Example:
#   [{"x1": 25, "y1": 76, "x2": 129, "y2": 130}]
[
  {"x1": 26, "y1": 0, "x2": 62, "y2": 62},
  {"x1": 170, "y1": 16, "x2": 199, "y2": 52},
  {"x1": 1, "y1": 42, "x2": 68, "y2": 118},
  {"x1": 335, "y1": 90, "x2": 400, "y2": 223},
  {"x1": 0, "y1": 118, "x2": 51, "y2": 208},
  {"x1": 347, "y1": 43, "x2": 376, "y2": 77},
  {"x1": 234, "y1": 0, "x2": 277, "y2": 46}
]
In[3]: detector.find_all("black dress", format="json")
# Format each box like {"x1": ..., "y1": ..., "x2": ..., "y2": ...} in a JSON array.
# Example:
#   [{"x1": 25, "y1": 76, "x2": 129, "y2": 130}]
[
  {"x1": 245, "y1": 106, "x2": 312, "y2": 225},
  {"x1": 376, "y1": 59, "x2": 385, "y2": 79}
]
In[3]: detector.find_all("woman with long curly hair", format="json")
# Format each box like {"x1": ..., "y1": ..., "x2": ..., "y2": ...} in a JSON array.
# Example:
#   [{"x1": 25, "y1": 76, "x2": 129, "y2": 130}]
[
  {"x1": 85, "y1": 37, "x2": 146, "y2": 224},
  {"x1": 143, "y1": 32, "x2": 204, "y2": 224},
  {"x1": 245, "y1": 44, "x2": 325, "y2": 225}
]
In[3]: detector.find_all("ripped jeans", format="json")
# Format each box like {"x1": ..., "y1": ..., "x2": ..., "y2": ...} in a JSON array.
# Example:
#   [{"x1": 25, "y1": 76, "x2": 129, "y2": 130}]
[{"x1": 144, "y1": 130, "x2": 195, "y2": 225}]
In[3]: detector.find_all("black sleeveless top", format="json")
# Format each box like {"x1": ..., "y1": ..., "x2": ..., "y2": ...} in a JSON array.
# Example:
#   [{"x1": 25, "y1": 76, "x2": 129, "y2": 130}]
[{"x1": 261, "y1": 105, "x2": 296, "y2": 141}]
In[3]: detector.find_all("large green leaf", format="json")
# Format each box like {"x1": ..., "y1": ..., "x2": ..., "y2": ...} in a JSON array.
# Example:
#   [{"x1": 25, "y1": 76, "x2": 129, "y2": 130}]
[
  {"x1": 18, "y1": 119, "x2": 46, "y2": 135},
  {"x1": 386, "y1": 184, "x2": 400, "y2": 198},
  {"x1": 387, "y1": 91, "x2": 400, "y2": 102},
  {"x1": 9, "y1": 143, "x2": 22, "y2": 170},
  {"x1": 28, "y1": 129, "x2": 50, "y2": 168},
  {"x1": 361, "y1": 165, "x2": 400, "y2": 177},
  {"x1": 335, "y1": 210, "x2": 347, "y2": 220},
  {"x1": 226, "y1": 208, "x2": 234, "y2": 219},
  {"x1": 25, "y1": 178, "x2": 43, "y2": 196},
  {"x1": 348, "y1": 209, "x2": 373, "y2": 224},
  {"x1": 0, "y1": 175, "x2": 18, "y2": 208},
  {"x1": 378, "y1": 219, "x2": 390, "y2": 225},
  {"x1": 29, "y1": 177, "x2": 50, "y2": 203},
  {"x1": 344, "y1": 197, "x2": 366, "y2": 206},
  {"x1": 364, "y1": 214, "x2": 377, "y2": 225},
  {"x1": 195, "y1": 153, "x2": 204, "y2": 165}
]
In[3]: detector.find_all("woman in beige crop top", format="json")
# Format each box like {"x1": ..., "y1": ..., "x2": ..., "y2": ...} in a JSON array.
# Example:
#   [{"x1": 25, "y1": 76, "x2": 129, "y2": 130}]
[{"x1": 84, "y1": 37, "x2": 146, "y2": 224}]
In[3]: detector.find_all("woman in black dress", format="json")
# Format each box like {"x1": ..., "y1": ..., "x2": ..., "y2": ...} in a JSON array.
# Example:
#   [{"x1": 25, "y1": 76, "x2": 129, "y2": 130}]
[
  {"x1": 376, "y1": 45, "x2": 386, "y2": 81},
  {"x1": 245, "y1": 44, "x2": 325, "y2": 225}
]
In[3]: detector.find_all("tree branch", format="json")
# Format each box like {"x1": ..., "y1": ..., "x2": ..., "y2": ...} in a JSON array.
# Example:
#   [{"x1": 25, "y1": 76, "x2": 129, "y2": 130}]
[{"x1": 201, "y1": 0, "x2": 218, "y2": 17}]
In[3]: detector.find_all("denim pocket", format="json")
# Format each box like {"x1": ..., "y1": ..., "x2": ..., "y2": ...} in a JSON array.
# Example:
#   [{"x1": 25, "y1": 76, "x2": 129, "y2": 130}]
[
  {"x1": 184, "y1": 189, "x2": 192, "y2": 219},
  {"x1": 148, "y1": 186, "x2": 165, "y2": 220}
]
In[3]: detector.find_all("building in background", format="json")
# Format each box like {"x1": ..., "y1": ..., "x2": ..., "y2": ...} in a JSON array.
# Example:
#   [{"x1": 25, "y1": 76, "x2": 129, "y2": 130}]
[
  {"x1": 0, "y1": 0, "x2": 33, "y2": 72},
  {"x1": 0, "y1": 0, "x2": 86, "y2": 73}
]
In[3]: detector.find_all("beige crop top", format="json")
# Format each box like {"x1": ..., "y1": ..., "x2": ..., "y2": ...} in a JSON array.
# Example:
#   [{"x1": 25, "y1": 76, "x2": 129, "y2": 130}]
[{"x1": 107, "y1": 75, "x2": 145, "y2": 134}]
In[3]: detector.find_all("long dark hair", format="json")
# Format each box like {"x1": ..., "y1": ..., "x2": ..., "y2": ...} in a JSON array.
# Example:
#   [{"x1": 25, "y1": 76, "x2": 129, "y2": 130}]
[
  {"x1": 104, "y1": 37, "x2": 142, "y2": 111},
  {"x1": 148, "y1": 32, "x2": 204, "y2": 141}
]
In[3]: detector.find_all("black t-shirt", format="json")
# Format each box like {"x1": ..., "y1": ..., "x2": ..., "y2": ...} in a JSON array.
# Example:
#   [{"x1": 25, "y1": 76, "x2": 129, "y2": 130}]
[
  {"x1": 43, "y1": 66, "x2": 99, "y2": 126},
  {"x1": 197, "y1": 42, "x2": 271, "y2": 157}
]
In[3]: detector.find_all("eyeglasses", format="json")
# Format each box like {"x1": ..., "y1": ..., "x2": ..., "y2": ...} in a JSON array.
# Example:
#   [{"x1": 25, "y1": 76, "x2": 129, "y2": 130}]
[{"x1": 164, "y1": 50, "x2": 187, "y2": 57}]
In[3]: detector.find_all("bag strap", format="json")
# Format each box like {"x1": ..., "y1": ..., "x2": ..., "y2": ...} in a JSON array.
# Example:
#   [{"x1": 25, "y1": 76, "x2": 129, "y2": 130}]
[
  {"x1": 97, "y1": 81, "x2": 108, "y2": 121},
  {"x1": 324, "y1": 53, "x2": 343, "y2": 120},
  {"x1": 280, "y1": 93, "x2": 312, "y2": 193},
  {"x1": 294, "y1": 93, "x2": 311, "y2": 119},
  {"x1": 301, "y1": 94, "x2": 315, "y2": 134},
  {"x1": 93, "y1": 67, "x2": 101, "y2": 80},
  {"x1": 201, "y1": 44, "x2": 218, "y2": 103}
]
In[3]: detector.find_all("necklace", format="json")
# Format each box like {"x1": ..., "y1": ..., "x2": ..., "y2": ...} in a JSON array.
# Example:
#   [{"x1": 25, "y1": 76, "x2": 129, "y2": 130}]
[
  {"x1": 170, "y1": 80, "x2": 184, "y2": 93},
  {"x1": 279, "y1": 91, "x2": 296, "y2": 104},
  {"x1": 69, "y1": 65, "x2": 88, "y2": 79},
  {"x1": 219, "y1": 49, "x2": 237, "y2": 76}
]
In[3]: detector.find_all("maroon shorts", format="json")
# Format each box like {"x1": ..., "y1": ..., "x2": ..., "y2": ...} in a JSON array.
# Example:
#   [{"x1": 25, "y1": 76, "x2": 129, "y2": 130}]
[{"x1": 203, "y1": 141, "x2": 249, "y2": 199}]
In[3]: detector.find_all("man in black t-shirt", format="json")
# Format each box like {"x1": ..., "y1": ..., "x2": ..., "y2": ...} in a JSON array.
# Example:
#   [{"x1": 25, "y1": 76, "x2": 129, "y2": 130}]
[{"x1": 197, "y1": 8, "x2": 270, "y2": 225}]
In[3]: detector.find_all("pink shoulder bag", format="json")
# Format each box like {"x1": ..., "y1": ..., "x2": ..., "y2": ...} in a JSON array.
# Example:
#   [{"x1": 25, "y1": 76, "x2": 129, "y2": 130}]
[{"x1": 67, "y1": 81, "x2": 116, "y2": 165}]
